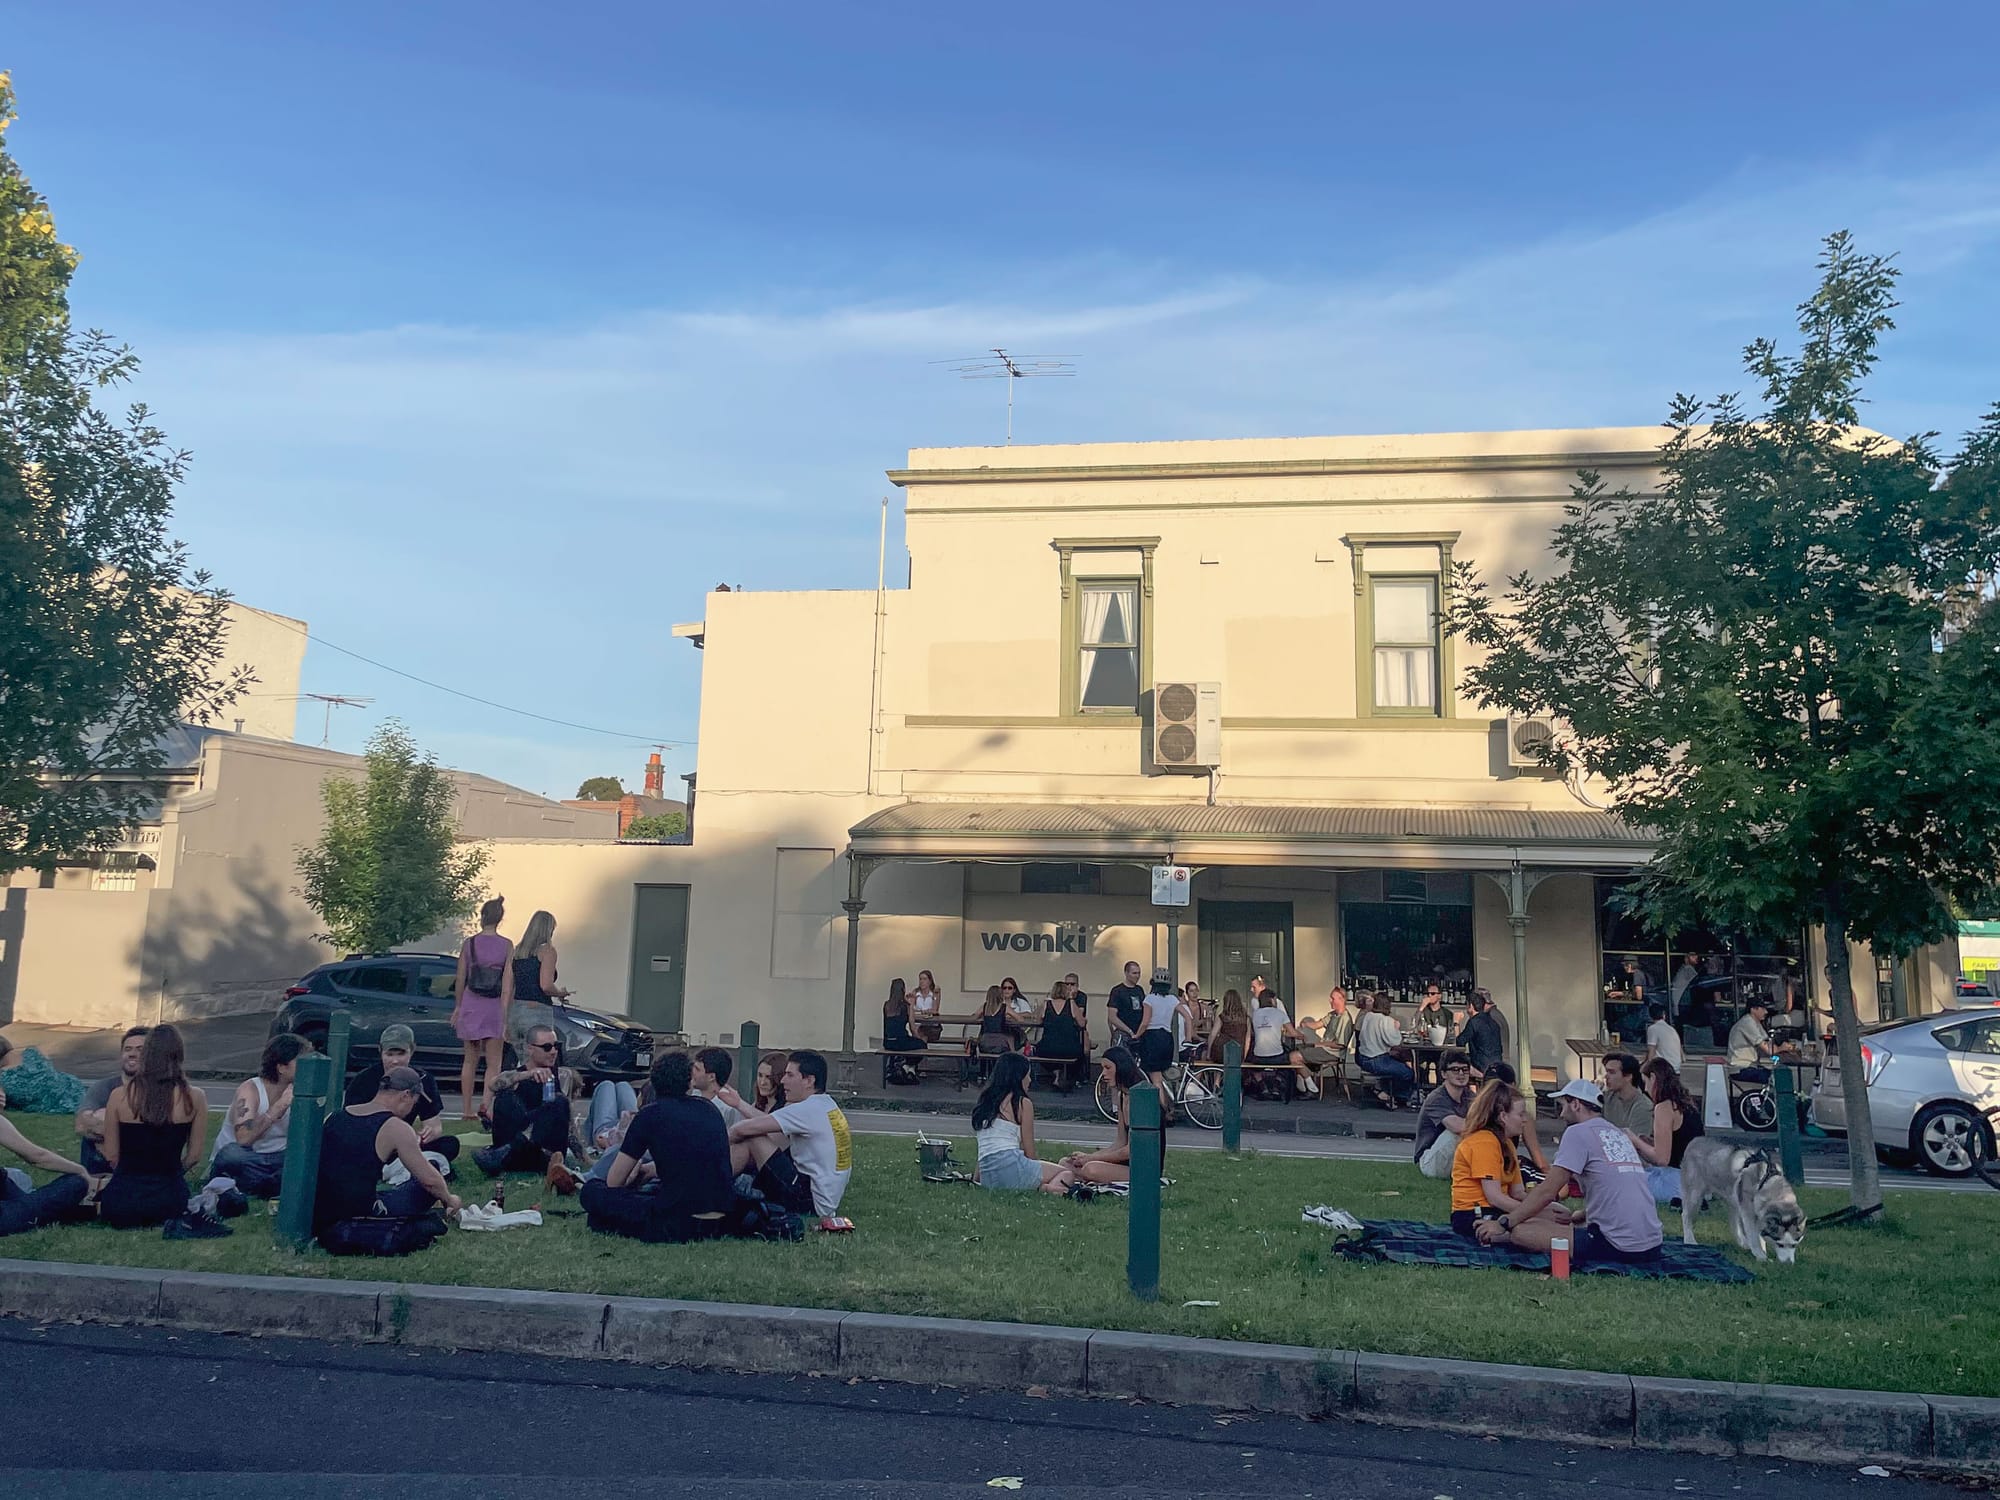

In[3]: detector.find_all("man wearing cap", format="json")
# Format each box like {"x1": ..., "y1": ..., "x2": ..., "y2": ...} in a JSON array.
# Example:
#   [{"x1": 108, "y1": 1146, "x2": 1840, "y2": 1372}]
[
  {"x1": 1727, "y1": 999, "x2": 1778, "y2": 1083},
  {"x1": 345, "y1": 1025, "x2": 458, "y2": 1162},
  {"x1": 1480, "y1": 1079, "x2": 1662, "y2": 1268},
  {"x1": 314, "y1": 1066, "x2": 461, "y2": 1256}
]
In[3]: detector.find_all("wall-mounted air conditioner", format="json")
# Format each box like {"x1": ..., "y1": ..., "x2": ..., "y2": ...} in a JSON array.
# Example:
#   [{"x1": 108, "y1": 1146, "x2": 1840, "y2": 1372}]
[
  {"x1": 1506, "y1": 714, "x2": 1560, "y2": 770},
  {"x1": 1151, "y1": 681, "x2": 1222, "y2": 771}
]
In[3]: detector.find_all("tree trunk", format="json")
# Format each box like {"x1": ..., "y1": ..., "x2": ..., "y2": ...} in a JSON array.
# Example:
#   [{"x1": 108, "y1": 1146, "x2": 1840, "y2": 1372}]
[{"x1": 1822, "y1": 885, "x2": 1884, "y2": 1214}]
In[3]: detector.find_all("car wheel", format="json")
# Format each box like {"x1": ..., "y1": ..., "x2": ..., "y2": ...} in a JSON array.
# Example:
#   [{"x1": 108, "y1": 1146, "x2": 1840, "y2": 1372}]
[{"x1": 1912, "y1": 1102, "x2": 1991, "y2": 1178}]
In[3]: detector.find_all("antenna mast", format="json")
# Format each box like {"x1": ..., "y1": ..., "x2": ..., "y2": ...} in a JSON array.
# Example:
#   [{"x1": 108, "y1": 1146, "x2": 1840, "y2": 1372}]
[
  {"x1": 933, "y1": 348, "x2": 1076, "y2": 444},
  {"x1": 298, "y1": 693, "x2": 375, "y2": 746}
]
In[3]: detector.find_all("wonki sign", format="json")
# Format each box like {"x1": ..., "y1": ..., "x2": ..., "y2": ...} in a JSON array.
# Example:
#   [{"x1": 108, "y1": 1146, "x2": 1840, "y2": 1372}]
[{"x1": 960, "y1": 915, "x2": 1158, "y2": 996}]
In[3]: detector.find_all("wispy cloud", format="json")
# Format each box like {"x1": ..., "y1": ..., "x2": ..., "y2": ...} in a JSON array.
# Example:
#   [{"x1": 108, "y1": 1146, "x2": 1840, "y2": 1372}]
[{"x1": 123, "y1": 149, "x2": 2000, "y2": 793}]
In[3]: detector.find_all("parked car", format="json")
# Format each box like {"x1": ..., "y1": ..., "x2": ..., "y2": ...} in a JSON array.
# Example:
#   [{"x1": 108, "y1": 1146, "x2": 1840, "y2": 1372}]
[
  {"x1": 1955, "y1": 977, "x2": 1998, "y2": 1002},
  {"x1": 270, "y1": 952, "x2": 657, "y2": 1084},
  {"x1": 1810, "y1": 1009, "x2": 2000, "y2": 1176}
]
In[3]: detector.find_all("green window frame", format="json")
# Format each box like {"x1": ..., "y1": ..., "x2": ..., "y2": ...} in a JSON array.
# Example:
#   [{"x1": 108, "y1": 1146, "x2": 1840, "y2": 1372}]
[
  {"x1": 1367, "y1": 574, "x2": 1441, "y2": 716},
  {"x1": 1054, "y1": 536, "x2": 1158, "y2": 720},
  {"x1": 1345, "y1": 531, "x2": 1458, "y2": 720}
]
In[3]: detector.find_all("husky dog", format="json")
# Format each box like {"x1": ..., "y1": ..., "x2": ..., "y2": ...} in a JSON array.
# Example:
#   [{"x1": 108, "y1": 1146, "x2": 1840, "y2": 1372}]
[{"x1": 1679, "y1": 1138, "x2": 1806, "y2": 1263}]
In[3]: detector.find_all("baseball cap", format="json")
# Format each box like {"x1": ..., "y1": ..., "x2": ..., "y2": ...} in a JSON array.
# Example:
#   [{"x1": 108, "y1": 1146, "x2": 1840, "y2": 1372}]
[
  {"x1": 381, "y1": 1065, "x2": 425, "y2": 1095},
  {"x1": 1548, "y1": 1078, "x2": 1603, "y2": 1110},
  {"x1": 378, "y1": 1024, "x2": 416, "y2": 1053}
]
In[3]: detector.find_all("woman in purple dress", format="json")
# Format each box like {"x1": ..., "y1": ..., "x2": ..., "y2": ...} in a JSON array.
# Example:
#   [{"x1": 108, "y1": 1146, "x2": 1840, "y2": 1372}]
[{"x1": 452, "y1": 896, "x2": 515, "y2": 1122}]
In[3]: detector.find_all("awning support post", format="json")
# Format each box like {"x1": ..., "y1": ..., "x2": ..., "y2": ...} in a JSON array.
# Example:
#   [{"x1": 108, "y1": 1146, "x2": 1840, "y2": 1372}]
[
  {"x1": 840, "y1": 856, "x2": 880, "y2": 1055},
  {"x1": 1481, "y1": 859, "x2": 1550, "y2": 1099}
]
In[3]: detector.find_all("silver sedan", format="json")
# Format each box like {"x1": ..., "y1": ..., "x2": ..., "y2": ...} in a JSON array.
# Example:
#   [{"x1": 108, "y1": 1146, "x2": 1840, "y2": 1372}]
[{"x1": 1811, "y1": 1008, "x2": 2000, "y2": 1176}]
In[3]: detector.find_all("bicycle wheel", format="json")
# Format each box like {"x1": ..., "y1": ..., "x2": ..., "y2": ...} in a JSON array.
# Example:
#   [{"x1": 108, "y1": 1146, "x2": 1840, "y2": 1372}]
[
  {"x1": 1179, "y1": 1065, "x2": 1225, "y2": 1130},
  {"x1": 1735, "y1": 1087, "x2": 1778, "y2": 1132},
  {"x1": 1094, "y1": 1069, "x2": 1119, "y2": 1124}
]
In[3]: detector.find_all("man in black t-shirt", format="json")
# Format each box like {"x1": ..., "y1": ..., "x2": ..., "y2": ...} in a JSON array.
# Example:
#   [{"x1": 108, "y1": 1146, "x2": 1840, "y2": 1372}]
[
  {"x1": 1107, "y1": 961, "x2": 1148, "y2": 1046},
  {"x1": 579, "y1": 1053, "x2": 734, "y2": 1243},
  {"x1": 344, "y1": 1026, "x2": 459, "y2": 1161}
]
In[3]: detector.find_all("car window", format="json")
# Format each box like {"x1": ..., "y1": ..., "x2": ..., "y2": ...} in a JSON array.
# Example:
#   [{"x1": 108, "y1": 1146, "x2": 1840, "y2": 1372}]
[
  {"x1": 347, "y1": 964, "x2": 409, "y2": 995},
  {"x1": 1934, "y1": 1017, "x2": 2000, "y2": 1056},
  {"x1": 417, "y1": 962, "x2": 457, "y2": 1000}
]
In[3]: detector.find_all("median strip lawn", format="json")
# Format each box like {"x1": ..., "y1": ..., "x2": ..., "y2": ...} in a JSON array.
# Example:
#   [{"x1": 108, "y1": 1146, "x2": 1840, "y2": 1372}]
[{"x1": 3, "y1": 1114, "x2": 1993, "y2": 1397}]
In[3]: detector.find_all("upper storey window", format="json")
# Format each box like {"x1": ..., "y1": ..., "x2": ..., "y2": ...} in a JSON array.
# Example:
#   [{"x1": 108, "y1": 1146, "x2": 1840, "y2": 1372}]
[{"x1": 1078, "y1": 580, "x2": 1141, "y2": 711}]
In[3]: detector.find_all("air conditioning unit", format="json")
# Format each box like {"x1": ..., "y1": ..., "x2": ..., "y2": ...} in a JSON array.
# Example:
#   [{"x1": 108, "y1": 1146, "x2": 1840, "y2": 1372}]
[
  {"x1": 1151, "y1": 681, "x2": 1222, "y2": 771},
  {"x1": 1506, "y1": 713, "x2": 1560, "y2": 770}
]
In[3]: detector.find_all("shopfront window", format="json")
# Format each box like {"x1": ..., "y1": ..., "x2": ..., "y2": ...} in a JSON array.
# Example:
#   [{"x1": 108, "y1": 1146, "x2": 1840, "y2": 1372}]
[
  {"x1": 1595, "y1": 878, "x2": 1807, "y2": 1048},
  {"x1": 1340, "y1": 870, "x2": 1474, "y2": 1000}
]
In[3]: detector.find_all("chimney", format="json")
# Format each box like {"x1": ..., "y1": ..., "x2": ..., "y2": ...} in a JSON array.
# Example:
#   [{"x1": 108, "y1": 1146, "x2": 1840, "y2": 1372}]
[{"x1": 643, "y1": 751, "x2": 665, "y2": 800}]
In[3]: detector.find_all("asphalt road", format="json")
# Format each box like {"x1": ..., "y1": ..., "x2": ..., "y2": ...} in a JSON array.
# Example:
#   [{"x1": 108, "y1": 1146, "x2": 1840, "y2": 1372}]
[{"x1": 0, "y1": 1321, "x2": 1960, "y2": 1498}]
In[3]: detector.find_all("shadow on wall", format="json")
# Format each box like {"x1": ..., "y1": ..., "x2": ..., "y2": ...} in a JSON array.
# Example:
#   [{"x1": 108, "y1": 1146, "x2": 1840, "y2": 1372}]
[
  {"x1": 0, "y1": 889, "x2": 22, "y2": 1027},
  {"x1": 130, "y1": 870, "x2": 331, "y2": 1024}
]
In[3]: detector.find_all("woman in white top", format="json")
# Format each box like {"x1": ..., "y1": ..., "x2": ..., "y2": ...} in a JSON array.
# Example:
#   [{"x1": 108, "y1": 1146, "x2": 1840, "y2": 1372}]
[
  {"x1": 211, "y1": 1032, "x2": 311, "y2": 1198},
  {"x1": 911, "y1": 969, "x2": 943, "y2": 1043},
  {"x1": 1355, "y1": 994, "x2": 1417, "y2": 1109},
  {"x1": 970, "y1": 1052, "x2": 1073, "y2": 1194},
  {"x1": 1135, "y1": 976, "x2": 1193, "y2": 1118}
]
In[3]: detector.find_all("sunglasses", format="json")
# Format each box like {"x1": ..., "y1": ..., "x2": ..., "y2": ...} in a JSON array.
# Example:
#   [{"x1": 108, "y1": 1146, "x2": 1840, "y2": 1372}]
[{"x1": 529, "y1": 1040, "x2": 558, "y2": 1052}]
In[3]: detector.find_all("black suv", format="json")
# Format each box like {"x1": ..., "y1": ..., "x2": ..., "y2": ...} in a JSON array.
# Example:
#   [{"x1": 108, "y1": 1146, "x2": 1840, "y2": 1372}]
[{"x1": 270, "y1": 952, "x2": 656, "y2": 1083}]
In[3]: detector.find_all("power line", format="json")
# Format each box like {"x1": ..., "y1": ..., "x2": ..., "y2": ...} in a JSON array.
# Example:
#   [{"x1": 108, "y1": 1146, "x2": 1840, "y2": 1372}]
[{"x1": 233, "y1": 604, "x2": 695, "y2": 747}]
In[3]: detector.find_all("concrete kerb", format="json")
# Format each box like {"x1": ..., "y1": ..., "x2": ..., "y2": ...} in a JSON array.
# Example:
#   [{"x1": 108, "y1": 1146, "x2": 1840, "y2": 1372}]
[{"x1": 0, "y1": 1257, "x2": 1994, "y2": 1475}]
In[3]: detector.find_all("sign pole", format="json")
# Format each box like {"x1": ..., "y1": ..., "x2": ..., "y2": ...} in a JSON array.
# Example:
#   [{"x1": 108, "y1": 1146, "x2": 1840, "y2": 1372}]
[
  {"x1": 1222, "y1": 1038, "x2": 1243, "y2": 1152},
  {"x1": 1127, "y1": 1083, "x2": 1162, "y2": 1302}
]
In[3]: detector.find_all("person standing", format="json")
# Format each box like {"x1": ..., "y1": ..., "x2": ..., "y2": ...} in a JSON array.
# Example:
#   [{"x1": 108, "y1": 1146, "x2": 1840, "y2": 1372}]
[
  {"x1": 1107, "y1": 961, "x2": 1148, "y2": 1048},
  {"x1": 1456, "y1": 990, "x2": 1507, "y2": 1078},
  {"x1": 512, "y1": 910, "x2": 574, "y2": 1008},
  {"x1": 99, "y1": 1026, "x2": 218, "y2": 1234},
  {"x1": 1136, "y1": 968, "x2": 1192, "y2": 1118},
  {"x1": 1643, "y1": 1001, "x2": 1685, "y2": 1072},
  {"x1": 453, "y1": 897, "x2": 515, "y2": 1123},
  {"x1": 211, "y1": 1033, "x2": 310, "y2": 1198}
]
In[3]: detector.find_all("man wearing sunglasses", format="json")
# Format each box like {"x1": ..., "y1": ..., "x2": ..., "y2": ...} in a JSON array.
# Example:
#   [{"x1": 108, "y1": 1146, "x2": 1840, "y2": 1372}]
[
  {"x1": 474, "y1": 1024, "x2": 583, "y2": 1181},
  {"x1": 1413, "y1": 1049, "x2": 1477, "y2": 1179}
]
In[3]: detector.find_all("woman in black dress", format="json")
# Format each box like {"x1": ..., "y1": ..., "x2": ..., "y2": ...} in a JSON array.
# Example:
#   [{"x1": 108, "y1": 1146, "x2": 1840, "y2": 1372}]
[
  {"x1": 100, "y1": 1025, "x2": 213, "y2": 1232},
  {"x1": 881, "y1": 978, "x2": 926, "y2": 1083},
  {"x1": 1034, "y1": 981, "x2": 1087, "y2": 1092}
]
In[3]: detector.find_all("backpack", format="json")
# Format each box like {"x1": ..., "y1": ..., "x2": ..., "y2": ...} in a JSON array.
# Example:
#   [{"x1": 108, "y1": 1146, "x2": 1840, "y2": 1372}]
[
  {"x1": 318, "y1": 1211, "x2": 447, "y2": 1258},
  {"x1": 464, "y1": 935, "x2": 505, "y2": 999}
]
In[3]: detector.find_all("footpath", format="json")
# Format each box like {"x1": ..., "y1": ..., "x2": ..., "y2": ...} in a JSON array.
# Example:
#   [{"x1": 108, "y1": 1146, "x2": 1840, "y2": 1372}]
[{"x1": 1, "y1": 1258, "x2": 1994, "y2": 1476}]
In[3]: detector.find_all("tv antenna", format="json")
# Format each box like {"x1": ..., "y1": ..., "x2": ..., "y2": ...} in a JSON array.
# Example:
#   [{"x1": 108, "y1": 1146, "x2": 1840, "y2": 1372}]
[
  {"x1": 297, "y1": 693, "x2": 375, "y2": 746},
  {"x1": 933, "y1": 348, "x2": 1076, "y2": 444}
]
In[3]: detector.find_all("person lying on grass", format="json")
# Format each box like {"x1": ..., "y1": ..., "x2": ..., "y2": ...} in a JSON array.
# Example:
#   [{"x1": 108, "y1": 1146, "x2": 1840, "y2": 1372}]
[
  {"x1": 1059, "y1": 1047, "x2": 1142, "y2": 1186},
  {"x1": 1448, "y1": 1079, "x2": 1572, "y2": 1249},
  {"x1": 970, "y1": 1052, "x2": 1075, "y2": 1194}
]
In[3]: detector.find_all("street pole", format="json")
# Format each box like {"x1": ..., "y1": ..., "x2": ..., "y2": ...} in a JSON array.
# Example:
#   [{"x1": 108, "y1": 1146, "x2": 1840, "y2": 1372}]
[
  {"x1": 322, "y1": 1008, "x2": 352, "y2": 1118},
  {"x1": 1507, "y1": 861, "x2": 1535, "y2": 1101},
  {"x1": 1774, "y1": 1065, "x2": 1804, "y2": 1186},
  {"x1": 275, "y1": 1053, "x2": 331, "y2": 1251},
  {"x1": 1127, "y1": 1083, "x2": 1162, "y2": 1302},
  {"x1": 1222, "y1": 1038, "x2": 1243, "y2": 1152},
  {"x1": 737, "y1": 1020, "x2": 761, "y2": 1098}
]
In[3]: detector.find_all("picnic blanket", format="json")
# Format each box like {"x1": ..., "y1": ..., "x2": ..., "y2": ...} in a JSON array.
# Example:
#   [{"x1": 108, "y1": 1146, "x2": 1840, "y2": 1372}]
[{"x1": 1331, "y1": 1217, "x2": 1754, "y2": 1284}]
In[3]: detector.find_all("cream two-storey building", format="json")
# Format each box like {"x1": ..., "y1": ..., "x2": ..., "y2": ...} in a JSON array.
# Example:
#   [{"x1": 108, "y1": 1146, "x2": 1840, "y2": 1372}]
[{"x1": 479, "y1": 427, "x2": 1955, "y2": 1071}]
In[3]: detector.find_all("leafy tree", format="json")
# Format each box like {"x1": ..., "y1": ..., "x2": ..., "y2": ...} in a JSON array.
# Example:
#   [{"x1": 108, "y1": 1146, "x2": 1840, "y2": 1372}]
[
  {"x1": 296, "y1": 721, "x2": 490, "y2": 952},
  {"x1": 575, "y1": 775, "x2": 625, "y2": 801},
  {"x1": 1445, "y1": 233, "x2": 2000, "y2": 1213},
  {"x1": 1, "y1": 74, "x2": 245, "y2": 877},
  {"x1": 621, "y1": 811, "x2": 687, "y2": 840}
]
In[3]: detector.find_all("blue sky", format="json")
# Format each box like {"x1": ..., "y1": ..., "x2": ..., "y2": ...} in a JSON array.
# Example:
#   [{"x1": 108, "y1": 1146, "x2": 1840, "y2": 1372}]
[{"x1": 9, "y1": 3, "x2": 2000, "y2": 797}]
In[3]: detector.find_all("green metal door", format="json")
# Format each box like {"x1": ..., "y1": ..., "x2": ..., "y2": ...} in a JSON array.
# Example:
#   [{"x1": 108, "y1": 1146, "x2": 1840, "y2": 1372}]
[
  {"x1": 1199, "y1": 901, "x2": 1294, "y2": 1008},
  {"x1": 628, "y1": 884, "x2": 690, "y2": 1034}
]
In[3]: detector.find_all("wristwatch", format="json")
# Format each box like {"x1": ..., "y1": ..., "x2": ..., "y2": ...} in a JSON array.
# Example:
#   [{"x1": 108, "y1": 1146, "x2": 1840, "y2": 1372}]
[{"x1": 1500, "y1": 1214, "x2": 1513, "y2": 1230}]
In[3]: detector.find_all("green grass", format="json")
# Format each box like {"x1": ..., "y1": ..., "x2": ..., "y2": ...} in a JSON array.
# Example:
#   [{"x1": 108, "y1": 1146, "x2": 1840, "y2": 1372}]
[{"x1": 4, "y1": 1113, "x2": 1996, "y2": 1396}]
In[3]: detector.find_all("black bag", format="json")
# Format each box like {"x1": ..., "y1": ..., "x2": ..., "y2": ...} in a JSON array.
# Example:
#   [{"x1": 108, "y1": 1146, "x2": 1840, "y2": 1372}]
[
  {"x1": 464, "y1": 936, "x2": 505, "y2": 999},
  {"x1": 319, "y1": 1212, "x2": 447, "y2": 1258}
]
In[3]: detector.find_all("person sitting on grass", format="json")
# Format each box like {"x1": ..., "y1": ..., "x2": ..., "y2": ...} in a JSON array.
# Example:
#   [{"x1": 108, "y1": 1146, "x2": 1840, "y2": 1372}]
[
  {"x1": 1449, "y1": 1079, "x2": 1572, "y2": 1249},
  {"x1": 314, "y1": 1066, "x2": 461, "y2": 1256},
  {"x1": 1478, "y1": 1079, "x2": 1663, "y2": 1269},
  {"x1": 99, "y1": 1025, "x2": 219, "y2": 1235},
  {"x1": 724, "y1": 1049, "x2": 852, "y2": 1220},
  {"x1": 345, "y1": 1025, "x2": 459, "y2": 1163},
  {"x1": 750, "y1": 1051, "x2": 788, "y2": 1115},
  {"x1": 580, "y1": 1052, "x2": 735, "y2": 1243},
  {"x1": 1413, "y1": 1050, "x2": 1476, "y2": 1178},
  {"x1": 692, "y1": 1047, "x2": 742, "y2": 1128},
  {"x1": 0, "y1": 1033, "x2": 86, "y2": 1116},
  {"x1": 970, "y1": 1052, "x2": 1074, "y2": 1195},
  {"x1": 1059, "y1": 1046, "x2": 1142, "y2": 1186},
  {"x1": 210, "y1": 1032, "x2": 311, "y2": 1198},
  {"x1": 1598, "y1": 1052, "x2": 1652, "y2": 1140},
  {"x1": 1481, "y1": 1062, "x2": 1550, "y2": 1181},
  {"x1": 74, "y1": 1026, "x2": 149, "y2": 1175},
  {"x1": 475, "y1": 1024, "x2": 584, "y2": 1186},
  {"x1": 0, "y1": 1112, "x2": 97, "y2": 1237},
  {"x1": 1626, "y1": 1057, "x2": 1703, "y2": 1204}
]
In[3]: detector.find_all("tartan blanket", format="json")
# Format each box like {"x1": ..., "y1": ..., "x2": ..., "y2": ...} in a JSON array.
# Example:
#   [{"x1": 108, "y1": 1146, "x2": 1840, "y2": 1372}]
[{"x1": 1330, "y1": 1218, "x2": 1754, "y2": 1284}]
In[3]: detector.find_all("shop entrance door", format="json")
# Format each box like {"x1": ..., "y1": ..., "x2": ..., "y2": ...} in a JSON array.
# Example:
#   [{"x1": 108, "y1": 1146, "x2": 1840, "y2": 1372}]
[{"x1": 1199, "y1": 901, "x2": 1294, "y2": 1008}]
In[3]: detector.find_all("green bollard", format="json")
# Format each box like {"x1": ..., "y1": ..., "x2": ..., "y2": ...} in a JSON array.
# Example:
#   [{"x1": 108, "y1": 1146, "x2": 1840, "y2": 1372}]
[
  {"x1": 1127, "y1": 1083, "x2": 1163, "y2": 1302},
  {"x1": 737, "y1": 1020, "x2": 761, "y2": 1098},
  {"x1": 1222, "y1": 1039, "x2": 1243, "y2": 1153},
  {"x1": 321, "y1": 1008, "x2": 352, "y2": 1119},
  {"x1": 274, "y1": 1053, "x2": 331, "y2": 1251},
  {"x1": 1774, "y1": 1064, "x2": 1804, "y2": 1187}
]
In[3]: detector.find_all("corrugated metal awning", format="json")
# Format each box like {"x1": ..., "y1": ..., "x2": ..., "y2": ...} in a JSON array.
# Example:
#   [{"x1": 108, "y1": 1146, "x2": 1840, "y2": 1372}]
[{"x1": 849, "y1": 800, "x2": 1653, "y2": 869}]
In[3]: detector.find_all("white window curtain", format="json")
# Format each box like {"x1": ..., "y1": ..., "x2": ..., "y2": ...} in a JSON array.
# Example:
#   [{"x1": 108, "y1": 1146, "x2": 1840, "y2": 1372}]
[
  {"x1": 1372, "y1": 578, "x2": 1437, "y2": 711},
  {"x1": 1079, "y1": 583, "x2": 1138, "y2": 709}
]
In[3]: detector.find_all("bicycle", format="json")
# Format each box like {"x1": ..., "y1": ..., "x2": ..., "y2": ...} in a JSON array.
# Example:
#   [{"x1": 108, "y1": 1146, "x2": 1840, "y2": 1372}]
[{"x1": 1095, "y1": 1055, "x2": 1225, "y2": 1131}]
